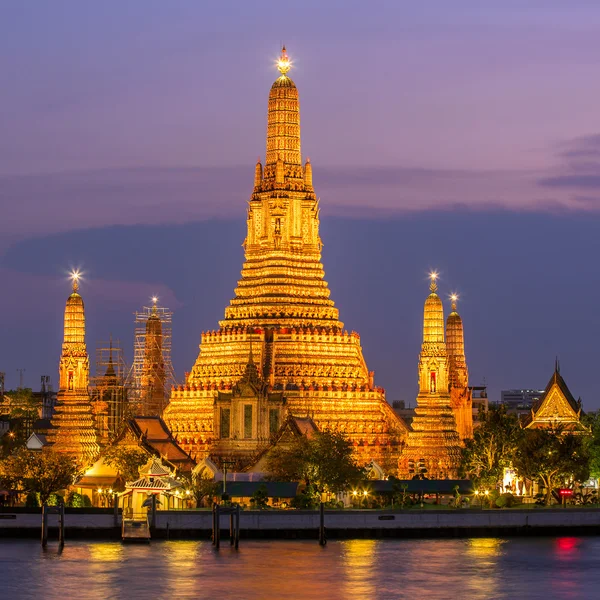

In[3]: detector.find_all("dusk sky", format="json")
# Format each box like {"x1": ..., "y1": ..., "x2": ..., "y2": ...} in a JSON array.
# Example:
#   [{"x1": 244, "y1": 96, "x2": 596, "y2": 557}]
[{"x1": 1, "y1": 1, "x2": 600, "y2": 407}]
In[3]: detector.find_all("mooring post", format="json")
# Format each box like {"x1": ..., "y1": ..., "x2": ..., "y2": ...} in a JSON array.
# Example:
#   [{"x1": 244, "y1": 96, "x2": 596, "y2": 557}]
[
  {"x1": 58, "y1": 502, "x2": 65, "y2": 548},
  {"x1": 234, "y1": 504, "x2": 240, "y2": 549},
  {"x1": 113, "y1": 493, "x2": 119, "y2": 527},
  {"x1": 318, "y1": 502, "x2": 326, "y2": 546},
  {"x1": 229, "y1": 512, "x2": 234, "y2": 546},
  {"x1": 151, "y1": 495, "x2": 157, "y2": 530},
  {"x1": 212, "y1": 503, "x2": 216, "y2": 545},
  {"x1": 215, "y1": 504, "x2": 220, "y2": 549},
  {"x1": 41, "y1": 504, "x2": 48, "y2": 548}
]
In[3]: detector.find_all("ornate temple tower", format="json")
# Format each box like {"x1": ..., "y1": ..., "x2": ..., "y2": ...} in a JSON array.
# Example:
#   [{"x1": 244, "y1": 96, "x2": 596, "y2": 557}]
[
  {"x1": 446, "y1": 295, "x2": 473, "y2": 440},
  {"x1": 46, "y1": 274, "x2": 100, "y2": 464},
  {"x1": 164, "y1": 47, "x2": 407, "y2": 470},
  {"x1": 140, "y1": 299, "x2": 166, "y2": 416},
  {"x1": 397, "y1": 274, "x2": 462, "y2": 479}
]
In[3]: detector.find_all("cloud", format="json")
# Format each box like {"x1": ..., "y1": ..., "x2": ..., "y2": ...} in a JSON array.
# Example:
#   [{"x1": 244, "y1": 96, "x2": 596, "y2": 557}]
[
  {"x1": 0, "y1": 164, "x2": 558, "y2": 246},
  {"x1": 539, "y1": 134, "x2": 600, "y2": 190}
]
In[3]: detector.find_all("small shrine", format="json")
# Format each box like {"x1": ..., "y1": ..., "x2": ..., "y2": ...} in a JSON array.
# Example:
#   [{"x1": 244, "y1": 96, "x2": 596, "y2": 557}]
[{"x1": 120, "y1": 457, "x2": 185, "y2": 517}]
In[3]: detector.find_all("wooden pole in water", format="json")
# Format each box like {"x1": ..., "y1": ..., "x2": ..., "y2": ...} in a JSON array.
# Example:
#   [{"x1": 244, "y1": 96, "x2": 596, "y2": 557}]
[
  {"x1": 318, "y1": 502, "x2": 326, "y2": 546},
  {"x1": 215, "y1": 504, "x2": 220, "y2": 549},
  {"x1": 58, "y1": 503, "x2": 65, "y2": 548},
  {"x1": 229, "y1": 512, "x2": 234, "y2": 546},
  {"x1": 113, "y1": 494, "x2": 119, "y2": 527},
  {"x1": 151, "y1": 495, "x2": 157, "y2": 530},
  {"x1": 212, "y1": 503, "x2": 216, "y2": 546},
  {"x1": 41, "y1": 504, "x2": 48, "y2": 548},
  {"x1": 234, "y1": 504, "x2": 240, "y2": 549}
]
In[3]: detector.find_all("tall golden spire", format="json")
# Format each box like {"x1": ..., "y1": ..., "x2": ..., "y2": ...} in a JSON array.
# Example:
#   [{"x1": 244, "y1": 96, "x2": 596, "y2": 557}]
[
  {"x1": 446, "y1": 293, "x2": 468, "y2": 388},
  {"x1": 262, "y1": 46, "x2": 303, "y2": 189},
  {"x1": 164, "y1": 48, "x2": 408, "y2": 471},
  {"x1": 47, "y1": 274, "x2": 100, "y2": 465},
  {"x1": 397, "y1": 273, "x2": 462, "y2": 479},
  {"x1": 141, "y1": 296, "x2": 166, "y2": 416},
  {"x1": 446, "y1": 292, "x2": 473, "y2": 440},
  {"x1": 423, "y1": 272, "x2": 444, "y2": 345}
]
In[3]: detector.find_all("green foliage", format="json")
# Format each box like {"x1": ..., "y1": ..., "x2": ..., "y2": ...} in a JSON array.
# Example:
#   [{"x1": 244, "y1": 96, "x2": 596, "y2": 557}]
[
  {"x1": 514, "y1": 428, "x2": 590, "y2": 505},
  {"x1": 265, "y1": 429, "x2": 365, "y2": 493},
  {"x1": 47, "y1": 493, "x2": 64, "y2": 506},
  {"x1": 66, "y1": 491, "x2": 92, "y2": 508},
  {"x1": 181, "y1": 475, "x2": 220, "y2": 508},
  {"x1": 249, "y1": 484, "x2": 269, "y2": 509},
  {"x1": 25, "y1": 491, "x2": 39, "y2": 508},
  {"x1": 459, "y1": 404, "x2": 522, "y2": 488},
  {"x1": 102, "y1": 445, "x2": 149, "y2": 483},
  {"x1": 290, "y1": 486, "x2": 319, "y2": 509},
  {"x1": 495, "y1": 493, "x2": 516, "y2": 508},
  {"x1": 582, "y1": 412, "x2": 600, "y2": 479},
  {"x1": 0, "y1": 449, "x2": 79, "y2": 505}
]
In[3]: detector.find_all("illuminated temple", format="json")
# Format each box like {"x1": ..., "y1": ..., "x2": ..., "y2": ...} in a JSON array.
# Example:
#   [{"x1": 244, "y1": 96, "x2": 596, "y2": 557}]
[
  {"x1": 397, "y1": 274, "x2": 467, "y2": 479},
  {"x1": 164, "y1": 48, "x2": 408, "y2": 470},
  {"x1": 46, "y1": 275, "x2": 100, "y2": 465}
]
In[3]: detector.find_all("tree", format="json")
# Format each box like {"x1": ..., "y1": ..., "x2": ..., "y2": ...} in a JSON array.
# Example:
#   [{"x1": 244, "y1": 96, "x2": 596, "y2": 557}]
[
  {"x1": 582, "y1": 412, "x2": 600, "y2": 480},
  {"x1": 459, "y1": 405, "x2": 522, "y2": 488},
  {"x1": 250, "y1": 484, "x2": 269, "y2": 509},
  {"x1": 1, "y1": 389, "x2": 40, "y2": 457},
  {"x1": 0, "y1": 449, "x2": 79, "y2": 505},
  {"x1": 180, "y1": 475, "x2": 220, "y2": 508},
  {"x1": 513, "y1": 428, "x2": 590, "y2": 505},
  {"x1": 265, "y1": 430, "x2": 365, "y2": 493},
  {"x1": 102, "y1": 445, "x2": 149, "y2": 484}
]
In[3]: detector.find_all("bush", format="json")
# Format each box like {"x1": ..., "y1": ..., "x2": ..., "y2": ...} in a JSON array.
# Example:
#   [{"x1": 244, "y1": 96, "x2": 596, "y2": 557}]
[
  {"x1": 66, "y1": 491, "x2": 92, "y2": 508},
  {"x1": 46, "y1": 493, "x2": 64, "y2": 506},
  {"x1": 495, "y1": 493, "x2": 516, "y2": 508},
  {"x1": 291, "y1": 492, "x2": 317, "y2": 509},
  {"x1": 25, "y1": 491, "x2": 39, "y2": 508}
]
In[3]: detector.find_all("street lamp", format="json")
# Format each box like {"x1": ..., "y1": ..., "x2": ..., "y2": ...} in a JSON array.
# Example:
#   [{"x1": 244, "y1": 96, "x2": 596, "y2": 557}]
[
  {"x1": 484, "y1": 489, "x2": 490, "y2": 509},
  {"x1": 474, "y1": 490, "x2": 480, "y2": 508}
]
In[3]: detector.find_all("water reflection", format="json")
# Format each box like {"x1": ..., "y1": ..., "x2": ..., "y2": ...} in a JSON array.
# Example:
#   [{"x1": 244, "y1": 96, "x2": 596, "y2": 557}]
[
  {"x1": 341, "y1": 539, "x2": 377, "y2": 597},
  {"x1": 1, "y1": 537, "x2": 599, "y2": 600}
]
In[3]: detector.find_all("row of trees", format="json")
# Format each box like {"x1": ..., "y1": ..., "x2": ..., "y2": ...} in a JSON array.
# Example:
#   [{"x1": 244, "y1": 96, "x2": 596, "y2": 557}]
[{"x1": 460, "y1": 405, "x2": 599, "y2": 504}]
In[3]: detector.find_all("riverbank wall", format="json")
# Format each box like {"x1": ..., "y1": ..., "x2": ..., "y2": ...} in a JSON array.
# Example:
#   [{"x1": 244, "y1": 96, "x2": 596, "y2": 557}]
[{"x1": 3, "y1": 508, "x2": 600, "y2": 540}]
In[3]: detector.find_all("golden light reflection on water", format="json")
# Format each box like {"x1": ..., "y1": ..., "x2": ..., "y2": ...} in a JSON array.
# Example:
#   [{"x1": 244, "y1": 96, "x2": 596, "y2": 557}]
[
  {"x1": 464, "y1": 538, "x2": 504, "y2": 599},
  {"x1": 165, "y1": 541, "x2": 202, "y2": 597},
  {"x1": 88, "y1": 542, "x2": 124, "y2": 563},
  {"x1": 342, "y1": 539, "x2": 377, "y2": 597},
  {"x1": 466, "y1": 538, "x2": 505, "y2": 559}
]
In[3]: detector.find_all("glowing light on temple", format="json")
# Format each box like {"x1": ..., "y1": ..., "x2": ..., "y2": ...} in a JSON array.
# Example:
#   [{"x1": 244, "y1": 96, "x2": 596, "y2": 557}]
[
  {"x1": 450, "y1": 293, "x2": 458, "y2": 311},
  {"x1": 429, "y1": 271, "x2": 439, "y2": 292},
  {"x1": 151, "y1": 296, "x2": 158, "y2": 305},
  {"x1": 70, "y1": 270, "x2": 82, "y2": 291},
  {"x1": 276, "y1": 45, "x2": 291, "y2": 75}
]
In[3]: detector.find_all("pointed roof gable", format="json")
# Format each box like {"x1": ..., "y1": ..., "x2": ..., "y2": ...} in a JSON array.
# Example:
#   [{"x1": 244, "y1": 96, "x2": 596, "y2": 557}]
[{"x1": 525, "y1": 366, "x2": 587, "y2": 431}]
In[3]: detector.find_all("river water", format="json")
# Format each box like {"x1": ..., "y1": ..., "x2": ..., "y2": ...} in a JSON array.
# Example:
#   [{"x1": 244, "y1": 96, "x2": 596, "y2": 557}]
[{"x1": 1, "y1": 537, "x2": 598, "y2": 599}]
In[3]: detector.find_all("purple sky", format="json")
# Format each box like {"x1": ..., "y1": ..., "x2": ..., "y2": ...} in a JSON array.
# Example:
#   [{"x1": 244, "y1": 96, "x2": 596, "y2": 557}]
[{"x1": 2, "y1": 1, "x2": 600, "y2": 406}]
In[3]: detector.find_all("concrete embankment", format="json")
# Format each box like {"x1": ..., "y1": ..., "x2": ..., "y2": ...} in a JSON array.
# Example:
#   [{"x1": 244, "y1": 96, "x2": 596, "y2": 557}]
[{"x1": 2, "y1": 508, "x2": 600, "y2": 540}]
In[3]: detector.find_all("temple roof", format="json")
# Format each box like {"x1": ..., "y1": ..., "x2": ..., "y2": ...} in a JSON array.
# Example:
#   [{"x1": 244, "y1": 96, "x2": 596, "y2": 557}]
[
  {"x1": 124, "y1": 417, "x2": 195, "y2": 471},
  {"x1": 522, "y1": 364, "x2": 587, "y2": 430}
]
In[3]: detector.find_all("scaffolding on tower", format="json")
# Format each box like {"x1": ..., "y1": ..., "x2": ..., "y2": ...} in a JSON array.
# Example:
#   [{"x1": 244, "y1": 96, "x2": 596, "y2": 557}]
[
  {"x1": 90, "y1": 338, "x2": 129, "y2": 444},
  {"x1": 129, "y1": 301, "x2": 177, "y2": 416}
]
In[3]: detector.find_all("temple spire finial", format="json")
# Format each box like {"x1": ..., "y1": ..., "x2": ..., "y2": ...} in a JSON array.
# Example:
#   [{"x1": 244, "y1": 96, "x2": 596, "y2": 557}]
[
  {"x1": 429, "y1": 271, "x2": 439, "y2": 294},
  {"x1": 70, "y1": 270, "x2": 81, "y2": 293},
  {"x1": 277, "y1": 45, "x2": 291, "y2": 75},
  {"x1": 450, "y1": 293, "x2": 458, "y2": 312}
]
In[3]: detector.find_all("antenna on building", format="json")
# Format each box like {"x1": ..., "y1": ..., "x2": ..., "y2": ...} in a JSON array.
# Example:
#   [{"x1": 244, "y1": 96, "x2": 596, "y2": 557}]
[{"x1": 16, "y1": 368, "x2": 25, "y2": 390}]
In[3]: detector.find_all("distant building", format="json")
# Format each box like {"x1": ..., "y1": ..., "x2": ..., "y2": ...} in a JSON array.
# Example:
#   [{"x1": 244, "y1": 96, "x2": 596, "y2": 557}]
[
  {"x1": 499, "y1": 388, "x2": 545, "y2": 418},
  {"x1": 471, "y1": 386, "x2": 488, "y2": 427}
]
